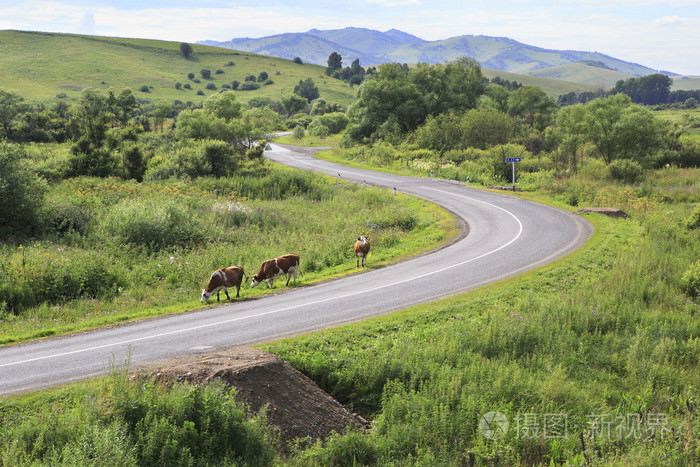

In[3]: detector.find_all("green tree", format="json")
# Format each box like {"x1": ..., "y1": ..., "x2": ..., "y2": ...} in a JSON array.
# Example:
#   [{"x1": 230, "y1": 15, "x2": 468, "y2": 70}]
[
  {"x1": 180, "y1": 43, "x2": 193, "y2": 58},
  {"x1": 257, "y1": 71, "x2": 269, "y2": 82},
  {"x1": 507, "y1": 86, "x2": 557, "y2": 131},
  {"x1": 326, "y1": 52, "x2": 343, "y2": 75},
  {"x1": 203, "y1": 91, "x2": 242, "y2": 121},
  {"x1": 345, "y1": 63, "x2": 426, "y2": 143},
  {"x1": 554, "y1": 104, "x2": 589, "y2": 171},
  {"x1": 281, "y1": 94, "x2": 308, "y2": 118},
  {"x1": 0, "y1": 142, "x2": 47, "y2": 237},
  {"x1": 200, "y1": 69, "x2": 211, "y2": 79},
  {"x1": 410, "y1": 57, "x2": 484, "y2": 116},
  {"x1": 293, "y1": 78, "x2": 320, "y2": 102},
  {"x1": 0, "y1": 89, "x2": 22, "y2": 138}
]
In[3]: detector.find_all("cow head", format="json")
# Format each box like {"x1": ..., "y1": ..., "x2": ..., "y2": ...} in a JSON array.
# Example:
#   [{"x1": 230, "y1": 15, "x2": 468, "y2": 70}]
[
  {"x1": 358, "y1": 236, "x2": 368, "y2": 245},
  {"x1": 201, "y1": 289, "x2": 212, "y2": 302},
  {"x1": 250, "y1": 275, "x2": 261, "y2": 288}
]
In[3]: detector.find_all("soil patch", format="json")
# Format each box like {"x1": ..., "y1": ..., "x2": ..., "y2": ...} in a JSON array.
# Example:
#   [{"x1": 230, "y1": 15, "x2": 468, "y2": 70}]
[
  {"x1": 575, "y1": 207, "x2": 630, "y2": 218},
  {"x1": 134, "y1": 347, "x2": 368, "y2": 448}
]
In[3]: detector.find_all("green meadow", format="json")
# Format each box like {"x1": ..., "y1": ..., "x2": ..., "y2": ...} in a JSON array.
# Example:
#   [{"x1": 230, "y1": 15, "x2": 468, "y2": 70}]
[{"x1": 0, "y1": 30, "x2": 356, "y2": 106}]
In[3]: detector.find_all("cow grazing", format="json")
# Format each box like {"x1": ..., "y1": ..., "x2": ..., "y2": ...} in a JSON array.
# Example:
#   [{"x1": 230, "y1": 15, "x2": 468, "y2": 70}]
[
  {"x1": 354, "y1": 236, "x2": 370, "y2": 267},
  {"x1": 201, "y1": 266, "x2": 248, "y2": 302},
  {"x1": 251, "y1": 253, "x2": 302, "y2": 288}
]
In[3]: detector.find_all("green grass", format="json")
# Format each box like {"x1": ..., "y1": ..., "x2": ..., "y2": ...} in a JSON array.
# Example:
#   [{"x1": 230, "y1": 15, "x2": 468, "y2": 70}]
[
  {"x1": 265, "y1": 201, "x2": 700, "y2": 465},
  {"x1": 0, "y1": 167, "x2": 456, "y2": 346},
  {"x1": 482, "y1": 67, "x2": 600, "y2": 98},
  {"x1": 0, "y1": 30, "x2": 356, "y2": 106}
]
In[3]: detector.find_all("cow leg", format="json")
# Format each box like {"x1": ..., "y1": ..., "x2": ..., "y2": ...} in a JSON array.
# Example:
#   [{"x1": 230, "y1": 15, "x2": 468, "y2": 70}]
[
  {"x1": 216, "y1": 290, "x2": 221, "y2": 301},
  {"x1": 235, "y1": 285, "x2": 240, "y2": 298},
  {"x1": 362, "y1": 256, "x2": 366, "y2": 267},
  {"x1": 266, "y1": 279, "x2": 272, "y2": 288},
  {"x1": 285, "y1": 273, "x2": 291, "y2": 286},
  {"x1": 224, "y1": 288, "x2": 231, "y2": 301},
  {"x1": 356, "y1": 257, "x2": 359, "y2": 268}
]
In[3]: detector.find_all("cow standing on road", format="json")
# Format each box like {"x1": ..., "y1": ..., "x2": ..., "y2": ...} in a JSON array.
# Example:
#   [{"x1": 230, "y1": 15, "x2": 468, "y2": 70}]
[
  {"x1": 354, "y1": 236, "x2": 370, "y2": 268},
  {"x1": 201, "y1": 266, "x2": 248, "y2": 302},
  {"x1": 251, "y1": 253, "x2": 302, "y2": 288}
]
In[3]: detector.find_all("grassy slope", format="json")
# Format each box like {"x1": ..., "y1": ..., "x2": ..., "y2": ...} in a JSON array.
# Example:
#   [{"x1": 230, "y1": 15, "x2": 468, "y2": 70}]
[
  {"x1": 482, "y1": 67, "x2": 599, "y2": 97},
  {"x1": 0, "y1": 30, "x2": 356, "y2": 106},
  {"x1": 527, "y1": 62, "x2": 633, "y2": 88}
]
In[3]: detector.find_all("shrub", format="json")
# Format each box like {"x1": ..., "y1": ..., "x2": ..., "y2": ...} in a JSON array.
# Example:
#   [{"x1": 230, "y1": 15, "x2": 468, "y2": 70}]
[
  {"x1": 215, "y1": 69, "x2": 224, "y2": 74},
  {"x1": 187, "y1": 72, "x2": 195, "y2": 80},
  {"x1": 685, "y1": 204, "x2": 700, "y2": 230},
  {"x1": 0, "y1": 245, "x2": 126, "y2": 311},
  {"x1": 608, "y1": 159, "x2": 643, "y2": 183},
  {"x1": 197, "y1": 90, "x2": 205, "y2": 96},
  {"x1": 239, "y1": 82, "x2": 260, "y2": 91},
  {"x1": 0, "y1": 142, "x2": 47, "y2": 237},
  {"x1": 183, "y1": 83, "x2": 192, "y2": 90},
  {"x1": 681, "y1": 260, "x2": 700, "y2": 297},
  {"x1": 293, "y1": 125, "x2": 305, "y2": 139},
  {"x1": 200, "y1": 69, "x2": 211, "y2": 79},
  {"x1": 293, "y1": 57, "x2": 303, "y2": 64},
  {"x1": 174, "y1": 82, "x2": 182, "y2": 90},
  {"x1": 98, "y1": 197, "x2": 206, "y2": 251},
  {"x1": 139, "y1": 85, "x2": 149, "y2": 93},
  {"x1": 231, "y1": 80, "x2": 240, "y2": 90},
  {"x1": 224, "y1": 61, "x2": 235, "y2": 66},
  {"x1": 205, "y1": 83, "x2": 217, "y2": 90}
]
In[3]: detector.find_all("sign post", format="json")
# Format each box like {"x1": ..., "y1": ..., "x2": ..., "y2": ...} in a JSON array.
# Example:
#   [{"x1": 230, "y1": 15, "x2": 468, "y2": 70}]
[{"x1": 505, "y1": 157, "x2": 521, "y2": 191}]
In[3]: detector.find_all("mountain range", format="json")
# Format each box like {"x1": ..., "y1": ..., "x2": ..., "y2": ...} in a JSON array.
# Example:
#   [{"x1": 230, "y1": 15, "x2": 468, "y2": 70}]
[{"x1": 200, "y1": 27, "x2": 663, "y2": 81}]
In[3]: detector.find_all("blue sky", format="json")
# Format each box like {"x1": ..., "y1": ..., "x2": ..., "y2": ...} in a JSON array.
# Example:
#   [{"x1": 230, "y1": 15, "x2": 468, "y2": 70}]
[{"x1": 1, "y1": 1, "x2": 698, "y2": 75}]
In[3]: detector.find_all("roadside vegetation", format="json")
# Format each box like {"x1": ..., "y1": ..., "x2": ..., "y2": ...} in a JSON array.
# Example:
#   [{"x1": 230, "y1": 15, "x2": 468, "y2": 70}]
[{"x1": 1, "y1": 36, "x2": 699, "y2": 465}]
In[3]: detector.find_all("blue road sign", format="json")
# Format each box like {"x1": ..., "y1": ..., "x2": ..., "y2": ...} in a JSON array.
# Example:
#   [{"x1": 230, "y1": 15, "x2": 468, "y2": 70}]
[{"x1": 506, "y1": 157, "x2": 521, "y2": 162}]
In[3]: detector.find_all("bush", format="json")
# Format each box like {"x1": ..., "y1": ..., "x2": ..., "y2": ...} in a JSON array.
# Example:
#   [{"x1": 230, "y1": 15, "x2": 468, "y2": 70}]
[
  {"x1": 608, "y1": 158, "x2": 643, "y2": 183},
  {"x1": 98, "y1": 197, "x2": 206, "y2": 252},
  {"x1": 685, "y1": 204, "x2": 700, "y2": 230},
  {"x1": 681, "y1": 260, "x2": 700, "y2": 297},
  {"x1": 0, "y1": 142, "x2": 47, "y2": 237},
  {"x1": 239, "y1": 82, "x2": 260, "y2": 91},
  {"x1": 187, "y1": 72, "x2": 195, "y2": 80},
  {"x1": 293, "y1": 124, "x2": 305, "y2": 139},
  {"x1": 139, "y1": 85, "x2": 149, "y2": 93},
  {"x1": 200, "y1": 69, "x2": 211, "y2": 79},
  {"x1": 205, "y1": 83, "x2": 217, "y2": 90},
  {"x1": 0, "y1": 245, "x2": 126, "y2": 311},
  {"x1": 215, "y1": 69, "x2": 224, "y2": 74}
]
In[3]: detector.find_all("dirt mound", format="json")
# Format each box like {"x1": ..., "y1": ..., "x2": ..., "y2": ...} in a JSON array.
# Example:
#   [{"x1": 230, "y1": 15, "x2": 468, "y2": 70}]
[
  {"x1": 575, "y1": 207, "x2": 630, "y2": 218},
  {"x1": 135, "y1": 347, "x2": 368, "y2": 447}
]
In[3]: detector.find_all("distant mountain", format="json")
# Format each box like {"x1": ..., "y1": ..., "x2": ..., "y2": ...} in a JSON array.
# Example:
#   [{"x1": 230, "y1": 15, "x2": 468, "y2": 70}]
[{"x1": 200, "y1": 28, "x2": 663, "y2": 84}]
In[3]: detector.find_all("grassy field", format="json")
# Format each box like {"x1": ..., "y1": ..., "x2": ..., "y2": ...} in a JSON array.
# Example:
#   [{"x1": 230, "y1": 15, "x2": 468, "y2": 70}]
[
  {"x1": 3, "y1": 173, "x2": 698, "y2": 465},
  {"x1": 0, "y1": 164, "x2": 455, "y2": 346},
  {"x1": 0, "y1": 30, "x2": 357, "y2": 106}
]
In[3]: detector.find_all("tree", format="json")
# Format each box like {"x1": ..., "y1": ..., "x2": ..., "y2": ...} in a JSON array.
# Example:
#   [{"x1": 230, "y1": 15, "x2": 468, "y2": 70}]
[
  {"x1": 410, "y1": 57, "x2": 484, "y2": 116},
  {"x1": 0, "y1": 142, "x2": 46, "y2": 237},
  {"x1": 326, "y1": 52, "x2": 342, "y2": 75},
  {"x1": 200, "y1": 69, "x2": 211, "y2": 79},
  {"x1": 507, "y1": 86, "x2": 557, "y2": 131},
  {"x1": 0, "y1": 89, "x2": 22, "y2": 138},
  {"x1": 257, "y1": 71, "x2": 269, "y2": 82},
  {"x1": 203, "y1": 91, "x2": 243, "y2": 121},
  {"x1": 180, "y1": 43, "x2": 193, "y2": 58},
  {"x1": 281, "y1": 94, "x2": 308, "y2": 118},
  {"x1": 293, "y1": 78, "x2": 319, "y2": 102},
  {"x1": 293, "y1": 57, "x2": 303, "y2": 64},
  {"x1": 345, "y1": 63, "x2": 426, "y2": 143}
]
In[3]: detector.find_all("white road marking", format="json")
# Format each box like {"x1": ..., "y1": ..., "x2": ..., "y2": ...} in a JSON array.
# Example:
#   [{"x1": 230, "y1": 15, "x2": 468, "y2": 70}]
[{"x1": 0, "y1": 163, "x2": 524, "y2": 369}]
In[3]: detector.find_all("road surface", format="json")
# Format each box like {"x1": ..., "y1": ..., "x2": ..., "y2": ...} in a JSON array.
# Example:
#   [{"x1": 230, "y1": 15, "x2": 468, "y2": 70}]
[{"x1": 0, "y1": 144, "x2": 593, "y2": 396}]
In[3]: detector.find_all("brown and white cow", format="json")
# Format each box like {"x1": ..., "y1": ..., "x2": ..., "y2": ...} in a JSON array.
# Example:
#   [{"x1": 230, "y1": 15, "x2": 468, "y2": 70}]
[
  {"x1": 201, "y1": 265, "x2": 248, "y2": 302},
  {"x1": 354, "y1": 236, "x2": 370, "y2": 267},
  {"x1": 250, "y1": 253, "x2": 302, "y2": 288}
]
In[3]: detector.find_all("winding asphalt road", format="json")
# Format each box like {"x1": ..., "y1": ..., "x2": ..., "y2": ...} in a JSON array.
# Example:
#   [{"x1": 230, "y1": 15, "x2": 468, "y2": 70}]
[{"x1": 0, "y1": 144, "x2": 593, "y2": 396}]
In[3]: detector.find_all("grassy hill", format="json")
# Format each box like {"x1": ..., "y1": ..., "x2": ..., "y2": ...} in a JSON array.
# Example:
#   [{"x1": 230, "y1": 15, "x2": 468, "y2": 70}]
[
  {"x1": 527, "y1": 62, "x2": 633, "y2": 88},
  {"x1": 0, "y1": 30, "x2": 357, "y2": 106},
  {"x1": 482, "y1": 67, "x2": 600, "y2": 97}
]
